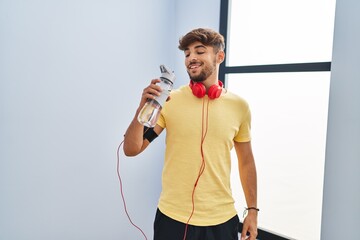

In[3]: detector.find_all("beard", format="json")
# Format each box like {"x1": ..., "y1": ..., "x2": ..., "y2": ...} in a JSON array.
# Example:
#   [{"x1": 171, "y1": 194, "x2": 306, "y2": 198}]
[
  {"x1": 187, "y1": 59, "x2": 217, "y2": 82},
  {"x1": 189, "y1": 70, "x2": 208, "y2": 82}
]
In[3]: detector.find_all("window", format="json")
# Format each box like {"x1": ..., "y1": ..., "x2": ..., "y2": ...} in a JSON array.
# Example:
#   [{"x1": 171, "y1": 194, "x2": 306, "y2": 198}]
[
  {"x1": 227, "y1": 0, "x2": 336, "y2": 66},
  {"x1": 220, "y1": 0, "x2": 336, "y2": 239}
]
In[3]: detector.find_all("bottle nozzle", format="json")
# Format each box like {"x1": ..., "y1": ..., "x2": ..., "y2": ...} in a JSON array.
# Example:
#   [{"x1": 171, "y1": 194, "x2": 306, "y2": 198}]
[{"x1": 160, "y1": 65, "x2": 176, "y2": 83}]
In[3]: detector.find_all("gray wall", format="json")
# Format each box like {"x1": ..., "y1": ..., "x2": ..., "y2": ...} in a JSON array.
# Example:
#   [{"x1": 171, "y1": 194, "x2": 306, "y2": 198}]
[
  {"x1": 0, "y1": 0, "x2": 220, "y2": 239},
  {"x1": 321, "y1": 0, "x2": 360, "y2": 239}
]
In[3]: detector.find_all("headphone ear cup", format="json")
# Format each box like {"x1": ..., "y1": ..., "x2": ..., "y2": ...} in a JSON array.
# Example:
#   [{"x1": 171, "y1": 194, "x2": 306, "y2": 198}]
[
  {"x1": 208, "y1": 85, "x2": 222, "y2": 99},
  {"x1": 191, "y1": 82, "x2": 206, "y2": 98}
]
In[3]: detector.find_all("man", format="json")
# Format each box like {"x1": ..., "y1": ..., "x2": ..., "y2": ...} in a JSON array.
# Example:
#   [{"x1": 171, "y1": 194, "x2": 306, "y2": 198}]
[{"x1": 123, "y1": 28, "x2": 258, "y2": 240}]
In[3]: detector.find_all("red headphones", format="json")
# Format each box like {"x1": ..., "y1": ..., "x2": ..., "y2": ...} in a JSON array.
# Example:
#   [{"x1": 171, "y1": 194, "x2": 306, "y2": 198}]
[{"x1": 189, "y1": 80, "x2": 223, "y2": 99}]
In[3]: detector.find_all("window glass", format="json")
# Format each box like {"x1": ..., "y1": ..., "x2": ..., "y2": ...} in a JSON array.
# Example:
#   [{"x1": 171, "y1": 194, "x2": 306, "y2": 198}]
[
  {"x1": 228, "y1": 72, "x2": 330, "y2": 240},
  {"x1": 227, "y1": 0, "x2": 336, "y2": 66}
]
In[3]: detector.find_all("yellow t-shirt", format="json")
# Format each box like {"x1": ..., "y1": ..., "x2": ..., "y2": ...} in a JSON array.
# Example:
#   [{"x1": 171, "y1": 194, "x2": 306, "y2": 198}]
[{"x1": 156, "y1": 85, "x2": 251, "y2": 226}]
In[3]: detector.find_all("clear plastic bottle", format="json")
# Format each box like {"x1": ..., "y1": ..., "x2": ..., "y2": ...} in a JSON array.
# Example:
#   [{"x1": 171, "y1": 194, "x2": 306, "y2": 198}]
[{"x1": 137, "y1": 65, "x2": 175, "y2": 127}]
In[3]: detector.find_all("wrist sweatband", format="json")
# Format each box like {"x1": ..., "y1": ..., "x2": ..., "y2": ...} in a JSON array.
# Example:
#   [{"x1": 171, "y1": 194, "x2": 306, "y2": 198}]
[{"x1": 143, "y1": 126, "x2": 158, "y2": 143}]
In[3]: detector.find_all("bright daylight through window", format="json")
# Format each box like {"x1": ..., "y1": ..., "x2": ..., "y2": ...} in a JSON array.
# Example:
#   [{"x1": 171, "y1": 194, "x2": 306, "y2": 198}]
[{"x1": 225, "y1": 0, "x2": 336, "y2": 239}]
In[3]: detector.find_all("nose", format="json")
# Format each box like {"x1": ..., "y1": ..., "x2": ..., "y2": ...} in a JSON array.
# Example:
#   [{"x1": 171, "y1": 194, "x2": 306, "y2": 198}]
[
  {"x1": 188, "y1": 54, "x2": 198, "y2": 63},
  {"x1": 186, "y1": 51, "x2": 197, "y2": 61}
]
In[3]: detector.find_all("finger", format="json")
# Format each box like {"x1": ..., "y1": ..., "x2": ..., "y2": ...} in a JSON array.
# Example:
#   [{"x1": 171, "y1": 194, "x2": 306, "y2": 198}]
[
  {"x1": 248, "y1": 229, "x2": 257, "y2": 240},
  {"x1": 142, "y1": 83, "x2": 161, "y2": 98},
  {"x1": 148, "y1": 79, "x2": 163, "y2": 93},
  {"x1": 150, "y1": 78, "x2": 161, "y2": 84},
  {"x1": 142, "y1": 87, "x2": 160, "y2": 99},
  {"x1": 240, "y1": 229, "x2": 248, "y2": 240}
]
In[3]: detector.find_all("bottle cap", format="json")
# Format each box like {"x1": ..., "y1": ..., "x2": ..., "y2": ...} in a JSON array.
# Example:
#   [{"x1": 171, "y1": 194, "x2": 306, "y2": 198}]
[{"x1": 160, "y1": 65, "x2": 176, "y2": 83}]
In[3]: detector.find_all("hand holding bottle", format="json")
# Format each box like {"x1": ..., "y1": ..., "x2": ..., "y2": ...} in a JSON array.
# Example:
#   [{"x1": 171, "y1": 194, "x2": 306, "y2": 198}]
[
  {"x1": 139, "y1": 78, "x2": 163, "y2": 108},
  {"x1": 137, "y1": 65, "x2": 175, "y2": 128}
]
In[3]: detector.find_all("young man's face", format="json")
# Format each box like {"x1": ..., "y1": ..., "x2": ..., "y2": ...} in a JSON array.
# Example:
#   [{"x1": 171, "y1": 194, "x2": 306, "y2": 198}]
[{"x1": 184, "y1": 41, "x2": 223, "y2": 83}]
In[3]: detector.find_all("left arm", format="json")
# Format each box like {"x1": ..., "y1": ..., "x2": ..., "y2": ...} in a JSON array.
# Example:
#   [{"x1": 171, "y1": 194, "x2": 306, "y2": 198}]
[{"x1": 234, "y1": 141, "x2": 258, "y2": 240}]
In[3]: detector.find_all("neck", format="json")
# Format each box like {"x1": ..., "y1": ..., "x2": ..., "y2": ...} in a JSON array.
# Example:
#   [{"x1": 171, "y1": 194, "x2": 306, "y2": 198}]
[{"x1": 202, "y1": 73, "x2": 219, "y2": 90}]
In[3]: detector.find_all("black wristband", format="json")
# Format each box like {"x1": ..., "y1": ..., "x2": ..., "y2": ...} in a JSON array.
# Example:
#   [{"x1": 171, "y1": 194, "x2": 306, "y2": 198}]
[
  {"x1": 243, "y1": 207, "x2": 259, "y2": 217},
  {"x1": 143, "y1": 126, "x2": 158, "y2": 143}
]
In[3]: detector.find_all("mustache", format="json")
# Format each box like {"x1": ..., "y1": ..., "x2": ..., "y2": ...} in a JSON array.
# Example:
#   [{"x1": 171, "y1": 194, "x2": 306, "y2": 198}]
[
  {"x1": 188, "y1": 60, "x2": 202, "y2": 67},
  {"x1": 189, "y1": 60, "x2": 201, "y2": 65}
]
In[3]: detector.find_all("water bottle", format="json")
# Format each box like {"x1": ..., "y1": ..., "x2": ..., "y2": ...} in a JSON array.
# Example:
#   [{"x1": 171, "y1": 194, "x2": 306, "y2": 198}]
[{"x1": 137, "y1": 65, "x2": 176, "y2": 127}]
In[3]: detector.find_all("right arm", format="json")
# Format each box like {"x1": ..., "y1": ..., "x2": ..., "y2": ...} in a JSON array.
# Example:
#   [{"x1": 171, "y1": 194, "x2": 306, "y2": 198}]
[{"x1": 123, "y1": 79, "x2": 165, "y2": 156}]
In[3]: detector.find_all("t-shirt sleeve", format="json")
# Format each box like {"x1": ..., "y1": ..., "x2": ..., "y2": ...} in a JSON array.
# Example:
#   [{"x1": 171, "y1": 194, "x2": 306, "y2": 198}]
[
  {"x1": 234, "y1": 107, "x2": 251, "y2": 142},
  {"x1": 156, "y1": 107, "x2": 166, "y2": 129}
]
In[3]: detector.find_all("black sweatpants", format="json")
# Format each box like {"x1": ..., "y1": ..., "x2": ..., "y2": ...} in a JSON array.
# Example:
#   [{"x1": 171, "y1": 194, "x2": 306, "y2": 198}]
[{"x1": 153, "y1": 209, "x2": 239, "y2": 240}]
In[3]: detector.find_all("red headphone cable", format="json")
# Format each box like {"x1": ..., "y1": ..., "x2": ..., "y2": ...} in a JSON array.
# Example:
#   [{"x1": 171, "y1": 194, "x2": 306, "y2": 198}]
[
  {"x1": 118, "y1": 96, "x2": 211, "y2": 240},
  {"x1": 182, "y1": 97, "x2": 210, "y2": 240},
  {"x1": 117, "y1": 139, "x2": 148, "y2": 240}
]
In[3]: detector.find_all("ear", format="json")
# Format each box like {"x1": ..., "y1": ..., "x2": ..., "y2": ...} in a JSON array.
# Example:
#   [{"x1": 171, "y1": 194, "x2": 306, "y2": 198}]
[{"x1": 217, "y1": 50, "x2": 225, "y2": 64}]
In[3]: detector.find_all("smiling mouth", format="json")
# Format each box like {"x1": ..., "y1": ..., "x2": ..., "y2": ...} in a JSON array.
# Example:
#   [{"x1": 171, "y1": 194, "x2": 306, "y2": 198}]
[{"x1": 188, "y1": 62, "x2": 202, "y2": 70}]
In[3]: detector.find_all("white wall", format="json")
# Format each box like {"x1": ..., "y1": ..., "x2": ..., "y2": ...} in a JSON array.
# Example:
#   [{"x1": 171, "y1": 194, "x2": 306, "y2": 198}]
[
  {"x1": 321, "y1": 0, "x2": 360, "y2": 238},
  {"x1": 0, "y1": 0, "x2": 220, "y2": 239},
  {"x1": 173, "y1": 0, "x2": 221, "y2": 88}
]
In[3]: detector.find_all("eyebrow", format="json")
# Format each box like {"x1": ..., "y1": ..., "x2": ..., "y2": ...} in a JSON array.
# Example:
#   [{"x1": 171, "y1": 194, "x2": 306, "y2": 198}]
[{"x1": 184, "y1": 44, "x2": 207, "y2": 51}]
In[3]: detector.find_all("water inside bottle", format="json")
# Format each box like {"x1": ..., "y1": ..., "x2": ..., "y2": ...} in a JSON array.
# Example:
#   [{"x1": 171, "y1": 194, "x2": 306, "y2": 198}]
[{"x1": 137, "y1": 100, "x2": 162, "y2": 128}]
